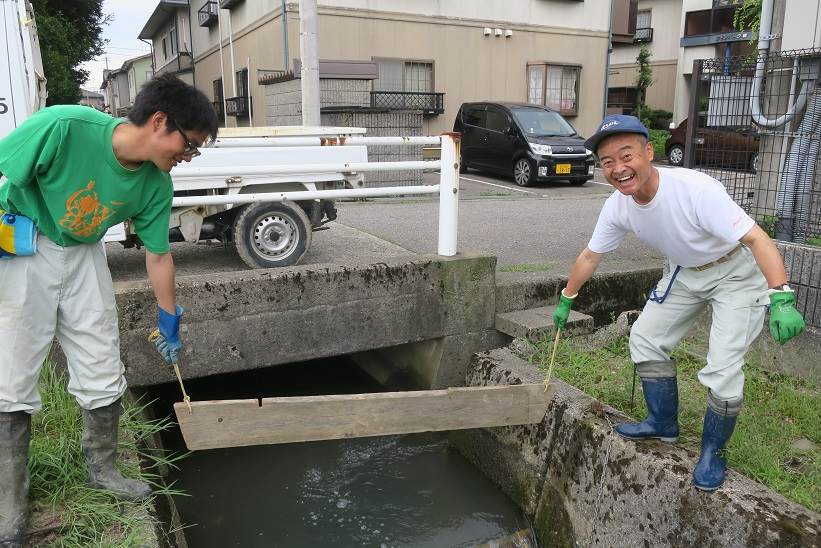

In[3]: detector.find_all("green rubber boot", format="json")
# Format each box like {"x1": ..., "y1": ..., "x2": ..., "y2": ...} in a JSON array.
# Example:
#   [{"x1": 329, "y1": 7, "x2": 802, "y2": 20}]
[
  {"x1": 82, "y1": 400, "x2": 152, "y2": 502},
  {"x1": 0, "y1": 412, "x2": 31, "y2": 548}
]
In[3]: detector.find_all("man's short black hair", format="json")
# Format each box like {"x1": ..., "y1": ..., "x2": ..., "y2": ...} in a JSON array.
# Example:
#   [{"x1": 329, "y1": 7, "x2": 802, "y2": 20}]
[{"x1": 129, "y1": 74, "x2": 218, "y2": 140}]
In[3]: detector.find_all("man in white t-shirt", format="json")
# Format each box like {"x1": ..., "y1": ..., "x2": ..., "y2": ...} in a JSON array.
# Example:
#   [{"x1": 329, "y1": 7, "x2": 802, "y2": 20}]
[{"x1": 552, "y1": 115, "x2": 805, "y2": 491}]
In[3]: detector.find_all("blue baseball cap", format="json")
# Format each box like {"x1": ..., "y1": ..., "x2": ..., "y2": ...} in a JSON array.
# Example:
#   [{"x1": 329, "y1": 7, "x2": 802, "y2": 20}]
[{"x1": 584, "y1": 115, "x2": 649, "y2": 155}]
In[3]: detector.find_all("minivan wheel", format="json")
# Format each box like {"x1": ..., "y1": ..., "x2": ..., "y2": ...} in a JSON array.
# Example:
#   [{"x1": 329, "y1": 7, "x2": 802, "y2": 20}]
[
  {"x1": 513, "y1": 158, "x2": 534, "y2": 187},
  {"x1": 668, "y1": 145, "x2": 684, "y2": 166}
]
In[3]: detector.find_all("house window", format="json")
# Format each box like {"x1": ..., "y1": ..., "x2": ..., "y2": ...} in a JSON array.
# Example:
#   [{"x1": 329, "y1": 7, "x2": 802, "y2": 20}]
[
  {"x1": 527, "y1": 63, "x2": 580, "y2": 116},
  {"x1": 169, "y1": 28, "x2": 178, "y2": 55},
  {"x1": 684, "y1": 7, "x2": 738, "y2": 36},
  {"x1": 213, "y1": 78, "x2": 223, "y2": 104},
  {"x1": 161, "y1": 38, "x2": 167, "y2": 59},
  {"x1": 636, "y1": 9, "x2": 651, "y2": 30},
  {"x1": 236, "y1": 68, "x2": 248, "y2": 98},
  {"x1": 212, "y1": 78, "x2": 224, "y2": 118},
  {"x1": 373, "y1": 59, "x2": 434, "y2": 93}
]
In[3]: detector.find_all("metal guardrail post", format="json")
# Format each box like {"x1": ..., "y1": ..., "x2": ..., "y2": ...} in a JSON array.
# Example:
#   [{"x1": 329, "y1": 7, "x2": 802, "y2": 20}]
[
  {"x1": 438, "y1": 133, "x2": 460, "y2": 256},
  {"x1": 684, "y1": 59, "x2": 702, "y2": 169}
]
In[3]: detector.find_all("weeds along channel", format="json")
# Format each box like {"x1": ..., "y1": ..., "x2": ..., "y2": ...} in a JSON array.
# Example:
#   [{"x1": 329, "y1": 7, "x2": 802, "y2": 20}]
[
  {"x1": 522, "y1": 334, "x2": 820, "y2": 512},
  {"x1": 26, "y1": 362, "x2": 181, "y2": 547}
]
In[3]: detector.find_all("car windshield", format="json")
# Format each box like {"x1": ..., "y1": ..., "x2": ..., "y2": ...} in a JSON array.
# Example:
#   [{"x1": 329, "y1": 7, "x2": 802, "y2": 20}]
[{"x1": 511, "y1": 108, "x2": 576, "y2": 137}]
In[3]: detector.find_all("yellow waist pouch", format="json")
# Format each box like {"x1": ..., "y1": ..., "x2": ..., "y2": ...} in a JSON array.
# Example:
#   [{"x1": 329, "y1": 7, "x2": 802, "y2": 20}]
[{"x1": 0, "y1": 209, "x2": 38, "y2": 258}]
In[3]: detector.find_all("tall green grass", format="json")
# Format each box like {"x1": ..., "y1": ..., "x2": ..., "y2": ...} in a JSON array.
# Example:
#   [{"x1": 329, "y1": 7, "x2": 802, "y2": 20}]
[
  {"x1": 27, "y1": 362, "x2": 185, "y2": 546},
  {"x1": 525, "y1": 336, "x2": 820, "y2": 511}
]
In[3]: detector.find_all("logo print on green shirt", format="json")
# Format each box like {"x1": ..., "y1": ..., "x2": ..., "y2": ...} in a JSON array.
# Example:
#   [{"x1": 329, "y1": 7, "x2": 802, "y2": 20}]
[{"x1": 59, "y1": 181, "x2": 116, "y2": 239}]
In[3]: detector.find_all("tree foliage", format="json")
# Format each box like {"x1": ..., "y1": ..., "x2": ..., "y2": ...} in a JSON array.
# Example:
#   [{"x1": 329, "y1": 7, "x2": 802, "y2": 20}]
[
  {"x1": 31, "y1": 0, "x2": 109, "y2": 105},
  {"x1": 733, "y1": 0, "x2": 763, "y2": 35},
  {"x1": 635, "y1": 44, "x2": 653, "y2": 111}
]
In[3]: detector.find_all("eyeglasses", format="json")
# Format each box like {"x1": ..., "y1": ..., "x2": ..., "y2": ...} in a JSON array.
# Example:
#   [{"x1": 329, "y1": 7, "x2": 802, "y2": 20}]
[{"x1": 167, "y1": 118, "x2": 202, "y2": 158}]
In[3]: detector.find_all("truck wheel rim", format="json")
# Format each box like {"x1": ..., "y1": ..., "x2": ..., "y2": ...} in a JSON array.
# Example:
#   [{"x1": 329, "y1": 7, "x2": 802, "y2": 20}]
[
  {"x1": 514, "y1": 160, "x2": 530, "y2": 185},
  {"x1": 252, "y1": 214, "x2": 298, "y2": 259}
]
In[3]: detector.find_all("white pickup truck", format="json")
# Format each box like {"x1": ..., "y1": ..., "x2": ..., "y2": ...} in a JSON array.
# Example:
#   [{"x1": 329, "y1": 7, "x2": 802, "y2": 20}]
[
  {"x1": 2, "y1": 0, "x2": 369, "y2": 270},
  {"x1": 105, "y1": 126, "x2": 368, "y2": 269}
]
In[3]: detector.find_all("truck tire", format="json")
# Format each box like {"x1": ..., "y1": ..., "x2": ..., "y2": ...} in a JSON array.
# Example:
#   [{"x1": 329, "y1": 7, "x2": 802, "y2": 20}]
[{"x1": 233, "y1": 201, "x2": 312, "y2": 269}]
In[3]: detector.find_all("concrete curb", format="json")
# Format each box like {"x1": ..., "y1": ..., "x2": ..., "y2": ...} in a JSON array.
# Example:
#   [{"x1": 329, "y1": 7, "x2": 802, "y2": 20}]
[{"x1": 452, "y1": 347, "x2": 820, "y2": 547}]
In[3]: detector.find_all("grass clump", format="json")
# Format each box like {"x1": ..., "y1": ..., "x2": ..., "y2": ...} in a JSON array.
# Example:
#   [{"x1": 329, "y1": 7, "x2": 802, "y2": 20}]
[
  {"x1": 500, "y1": 262, "x2": 554, "y2": 273},
  {"x1": 525, "y1": 335, "x2": 820, "y2": 512},
  {"x1": 27, "y1": 362, "x2": 184, "y2": 546}
]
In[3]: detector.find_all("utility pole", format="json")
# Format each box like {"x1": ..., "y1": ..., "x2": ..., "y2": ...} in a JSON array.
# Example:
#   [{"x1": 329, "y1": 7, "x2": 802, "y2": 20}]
[{"x1": 299, "y1": 0, "x2": 320, "y2": 126}]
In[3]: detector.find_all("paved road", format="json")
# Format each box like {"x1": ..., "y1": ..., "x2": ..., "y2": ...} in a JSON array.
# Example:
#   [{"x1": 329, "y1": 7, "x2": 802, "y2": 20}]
[{"x1": 107, "y1": 167, "x2": 664, "y2": 283}]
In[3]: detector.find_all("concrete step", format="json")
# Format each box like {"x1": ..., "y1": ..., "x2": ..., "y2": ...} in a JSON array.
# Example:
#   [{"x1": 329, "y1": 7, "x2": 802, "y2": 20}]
[{"x1": 495, "y1": 306, "x2": 594, "y2": 340}]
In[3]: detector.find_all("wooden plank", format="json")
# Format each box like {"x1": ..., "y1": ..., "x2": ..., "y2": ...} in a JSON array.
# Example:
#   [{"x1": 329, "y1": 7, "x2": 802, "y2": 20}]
[{"x1": 174, "y1": 383, "x2": 556, "y2": 450}]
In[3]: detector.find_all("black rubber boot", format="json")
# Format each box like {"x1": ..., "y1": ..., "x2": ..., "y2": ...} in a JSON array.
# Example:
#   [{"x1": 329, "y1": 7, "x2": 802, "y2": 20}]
[
  {"x1": 0, "y1": 412, "x2": 31, "y2": 548},
  {"x1": 82, "y1": 400, "x2": 152, "y2": 502}
]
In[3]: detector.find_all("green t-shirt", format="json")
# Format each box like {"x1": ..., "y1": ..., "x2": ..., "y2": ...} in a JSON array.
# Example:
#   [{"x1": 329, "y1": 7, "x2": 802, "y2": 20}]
[{"x1": 0, "y1": 105, "x2": 173, "y2": 253}]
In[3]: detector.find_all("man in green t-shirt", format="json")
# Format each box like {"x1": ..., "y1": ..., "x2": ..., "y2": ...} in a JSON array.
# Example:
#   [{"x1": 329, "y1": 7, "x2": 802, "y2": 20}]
[{"x1": 0, "y1": 74, "x2": 217, "y2": 546}]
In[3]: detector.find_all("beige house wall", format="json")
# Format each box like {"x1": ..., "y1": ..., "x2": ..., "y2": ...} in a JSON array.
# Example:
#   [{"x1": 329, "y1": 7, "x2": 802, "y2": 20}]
[
  {"x1": 127, "y1": 56, "x2": 154, "y2": 102},
  {"x1": 608, "y1": 60, "x2": 678, "y2": 113},
  {"x1": 318, "y1": 0, "x2": 610, "y2": 30},
  {"x1": 608, "y1": 0, "x2": 682, "y2": 116},
  {"x1": 188, "y1": 1, "x2": 609, "y2": 134},
  {"x1": 316, "y1": 8, "x2": 608, "y2": 135}
]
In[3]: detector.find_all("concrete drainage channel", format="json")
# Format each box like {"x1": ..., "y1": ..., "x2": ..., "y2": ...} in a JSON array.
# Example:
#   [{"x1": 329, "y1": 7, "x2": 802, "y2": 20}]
[{"x1": 106, "y1": 255, "x2": 818, "y2": 547}]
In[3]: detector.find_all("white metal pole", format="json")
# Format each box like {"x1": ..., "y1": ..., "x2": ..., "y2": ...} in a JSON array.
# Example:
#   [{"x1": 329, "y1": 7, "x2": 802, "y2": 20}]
[
  {"x1": 437, "y1": 133, "x2": 459, "y2": 256},
  {"x1": 227, "y1": 11, "x2": 237, "y2": 96},
  {"x1": 216, "y1": 8, "x2": 228, "y2": 126},
  {"x1": 172, "y1": 160, "x2": 440, "y2": 178},
  {"x1": 298, "y1": 0, "x2": 320, "y2": 126},
  {"x1": 172, "y1": 185, "x2": 439, "y2": 207},
  {"x1": 247, "y1": 56, "x2": 254, "y2": 127}
]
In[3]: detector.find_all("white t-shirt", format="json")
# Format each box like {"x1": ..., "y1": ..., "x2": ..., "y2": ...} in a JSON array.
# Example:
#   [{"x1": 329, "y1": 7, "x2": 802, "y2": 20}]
[{"x1": 587, "y1": 168, "x2": 755, "y2": 268}]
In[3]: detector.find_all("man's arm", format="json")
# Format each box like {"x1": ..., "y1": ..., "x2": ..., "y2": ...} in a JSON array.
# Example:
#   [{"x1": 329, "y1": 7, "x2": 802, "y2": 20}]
[
  {"x1": 740, "y1": 224, "x2": 805, "y2": 344},
  {"x1": 146, "y1": 251, "x2": 176, "y2": 312},
  {"x1": 553, "y1": 247, "x2": 603, "y2": 329},
  {"x1": 566, "y1": 247, "x2": 604, "y2": 296},
  {"x1": 739, "y1": 225, "x2": 787, "y2": 288}
]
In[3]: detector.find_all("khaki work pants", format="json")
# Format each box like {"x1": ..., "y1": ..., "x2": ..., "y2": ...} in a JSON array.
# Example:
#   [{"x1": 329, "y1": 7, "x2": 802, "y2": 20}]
[
  {"x1": 629, "y1": 246, "x2": 768, "y2": 401},
  {"x1": 0, "y1": 235, "x2": 126, "y2": 413}
]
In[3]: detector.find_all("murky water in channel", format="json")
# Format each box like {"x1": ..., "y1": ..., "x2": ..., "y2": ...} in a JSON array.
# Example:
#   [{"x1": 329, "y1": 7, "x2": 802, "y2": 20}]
[{"x1": 149, "y1": 358, "x2": 535, "y2": 548}]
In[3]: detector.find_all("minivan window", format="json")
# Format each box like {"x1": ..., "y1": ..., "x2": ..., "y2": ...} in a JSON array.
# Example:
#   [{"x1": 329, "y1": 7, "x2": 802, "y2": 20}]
[
  {"x1": 485, "y1": 108, "x2": 511, "y2": 133},
  {"x1": 461, "y1": 105, "x2": 485, "y2": 128},
  {"x1": 511, "y1": 108, "x2": 576, "y2": 137}
]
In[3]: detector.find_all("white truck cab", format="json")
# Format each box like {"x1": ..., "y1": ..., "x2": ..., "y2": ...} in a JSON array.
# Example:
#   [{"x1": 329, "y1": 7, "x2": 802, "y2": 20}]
[{"x1": 0, "y1": 0, "x2": 47, "y2": 139}]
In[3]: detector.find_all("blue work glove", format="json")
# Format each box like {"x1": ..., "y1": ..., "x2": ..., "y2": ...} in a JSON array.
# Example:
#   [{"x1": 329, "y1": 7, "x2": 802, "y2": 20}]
[
  {"x1": 768, "y1": 290, "x2": 805, "y2": 344},
  {"x1": 149, "y1": 305, "x2": 184, "y2": 364},
  {"x1": 552, "y1": 289, "x2": 576, "y2": 330}
]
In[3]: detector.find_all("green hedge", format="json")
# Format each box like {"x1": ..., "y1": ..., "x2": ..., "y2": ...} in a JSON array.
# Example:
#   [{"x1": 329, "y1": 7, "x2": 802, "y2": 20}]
[{"x1": 649, "y1": 129, "x2": 669, "y2": 160}]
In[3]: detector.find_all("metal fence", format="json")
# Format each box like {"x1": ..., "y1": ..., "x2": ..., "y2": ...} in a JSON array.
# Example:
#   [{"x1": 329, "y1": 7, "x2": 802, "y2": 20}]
[
  {"x1": 687, "y1": 48, "x2": 821, "y2": 241},
  {"x1": 687, "y1": 48, "x2": 821, "y2": 327}
]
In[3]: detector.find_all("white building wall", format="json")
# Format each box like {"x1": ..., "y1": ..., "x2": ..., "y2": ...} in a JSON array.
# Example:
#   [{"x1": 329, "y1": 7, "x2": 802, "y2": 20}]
[{"x1": 781, "y1": 0, "x2": 821, "y2": 51}]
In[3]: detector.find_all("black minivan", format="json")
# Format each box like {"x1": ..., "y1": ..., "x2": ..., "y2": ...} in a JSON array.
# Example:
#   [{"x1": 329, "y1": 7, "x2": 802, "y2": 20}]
[{"x1": 453, "y1": 102, "x2": 594, "y2": 186}]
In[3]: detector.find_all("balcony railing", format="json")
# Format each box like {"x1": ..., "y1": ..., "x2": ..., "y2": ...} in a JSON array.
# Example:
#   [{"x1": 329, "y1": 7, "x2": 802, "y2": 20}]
[
  {"x1": 370, "y1": 91, "x2": 445, "y2": 115},
  {"x1": 257, "y1": 69, "x2": 295, "y2": 85},
  {"x1": 226, "y1": 96, "x2": 250, "y2": 117},
  {"x1": 634, "y1": 27, "x2": 654, "y2": 43},
  {"x1": 198, "y1": 1, "x2": 218, "y2": 27}
]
